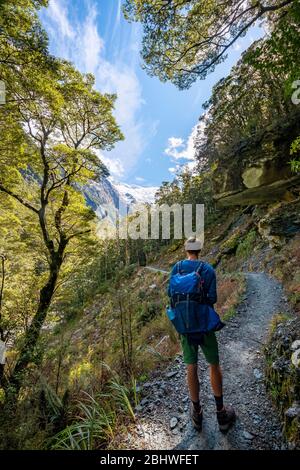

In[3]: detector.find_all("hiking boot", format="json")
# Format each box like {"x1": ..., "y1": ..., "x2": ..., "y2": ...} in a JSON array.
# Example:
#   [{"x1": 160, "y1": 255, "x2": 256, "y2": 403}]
[
  {"x1": 190, "y1": 404, "x2": 203, "y2": 431},
  {"x1": 217, "y1": 405, "x2": 236, "y2": 432}
]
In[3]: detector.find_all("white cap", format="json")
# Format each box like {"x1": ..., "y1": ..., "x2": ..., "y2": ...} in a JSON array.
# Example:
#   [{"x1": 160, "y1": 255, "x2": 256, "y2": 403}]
[{"x1": 184, "y1": 236, "x2": 202, "y2": 251}]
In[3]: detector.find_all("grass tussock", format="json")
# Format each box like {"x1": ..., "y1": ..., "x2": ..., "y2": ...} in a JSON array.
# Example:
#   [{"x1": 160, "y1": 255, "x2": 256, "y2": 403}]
[{"x1": 215, "y1": 272, "x2": 246, "y2": 321}]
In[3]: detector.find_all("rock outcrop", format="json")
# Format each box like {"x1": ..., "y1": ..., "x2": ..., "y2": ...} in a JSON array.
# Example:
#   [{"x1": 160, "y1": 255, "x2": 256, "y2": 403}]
[
  {"x1": 215, "y1": 176, "x2": 300, "y2": 207},
  {"x1": 213, "y1": 110, "x2": 300, "y2": 206},
  {"x1": 258, "y1": 199, "x2": 300, "y2": 247},
  {"x1": 265, "y1": 317, "x2": 300, "y2": 449}
]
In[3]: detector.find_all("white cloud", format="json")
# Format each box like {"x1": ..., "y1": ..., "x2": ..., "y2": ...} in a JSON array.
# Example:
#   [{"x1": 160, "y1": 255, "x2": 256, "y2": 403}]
[
  {"x1": 168, "y1": 166, "x2": 180, "y2": 175},
  {"x1": 135, "y1": 176, "x2": 145, "y2": 182},
  {"x1": 165, "y1": 124, "x2": 199, "y2": 161},
  {"x1": 100, "y1": 153, "x2": 125, "y2": 179},
  {"x1": 81, "y1": 7, "x2": 104, "y2": 74},
  {"x1": 41, "y1": 0, "x2": 151, "y2": 181},
  {"x1": 166, "y1": 119, "x2": 209, "y2": 176},
  {"x1": 46, "y1": 0, "x2": 74, "y2": 39},
  {"x1": 112, "y1": 0, "x2": 122, "y2": 37},
  {"x1": 167, "y1": 137, "x2": 184, "y2": 150}
]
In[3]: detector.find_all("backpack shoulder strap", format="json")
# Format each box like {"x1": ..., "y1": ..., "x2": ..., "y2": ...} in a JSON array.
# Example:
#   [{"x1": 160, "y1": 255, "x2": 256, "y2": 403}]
[
  {"x1": 176, "y1": 261, "x2": 182, "y2": 274},
  {"x1": 195, "y1": 261, "x2": 204, "y2": 275},
  {"x1": 177, "y1": 260, "x2": 183, "y2": 274}
]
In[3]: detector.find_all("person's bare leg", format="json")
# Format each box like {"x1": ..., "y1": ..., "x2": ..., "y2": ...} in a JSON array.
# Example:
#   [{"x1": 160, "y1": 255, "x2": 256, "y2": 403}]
[
  {"x1": 187, "y1": 363, "x2": 200, "y2": 402},
  {"x1": 210, "y1": 364, "x2": 223, "y2": 397},
  {"x1": 187, "y1": 363, "x2": 202, "y2": 430}
]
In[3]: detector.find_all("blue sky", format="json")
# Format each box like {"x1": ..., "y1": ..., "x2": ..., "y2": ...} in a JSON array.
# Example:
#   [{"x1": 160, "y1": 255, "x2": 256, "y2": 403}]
[{"x1": 40, "y1": 0, "x2": 264, "y2": 187}]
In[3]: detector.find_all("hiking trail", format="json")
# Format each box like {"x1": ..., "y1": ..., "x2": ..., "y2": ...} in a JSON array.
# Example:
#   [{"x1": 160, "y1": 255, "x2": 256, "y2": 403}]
[{"x1": 125, "y1": 271, "x2": 291, "y2": 450}]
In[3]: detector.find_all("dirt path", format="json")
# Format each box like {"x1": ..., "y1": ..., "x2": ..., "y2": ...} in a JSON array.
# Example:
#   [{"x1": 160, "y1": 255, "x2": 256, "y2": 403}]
[
  {"x1": 125, "y1": 271, "x2": 291, "y2": 450},
  {"x1": 144, "y1": 266, "x2": 170, "y2": 274}
]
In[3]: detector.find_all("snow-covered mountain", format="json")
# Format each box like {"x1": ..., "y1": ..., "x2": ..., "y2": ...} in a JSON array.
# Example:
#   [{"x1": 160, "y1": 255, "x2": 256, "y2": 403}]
[
  {"x1": 83, "y1": 177, "x2": 158, "y2": 218},
  {"x1": 111, "y1": 180, "x2": 158, "y2": 206}
]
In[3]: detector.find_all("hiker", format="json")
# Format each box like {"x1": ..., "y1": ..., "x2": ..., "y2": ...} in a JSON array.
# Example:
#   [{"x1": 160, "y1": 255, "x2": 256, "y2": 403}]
[{"x1": 167, "y1": 236, "x2": 236, "y2": 432}]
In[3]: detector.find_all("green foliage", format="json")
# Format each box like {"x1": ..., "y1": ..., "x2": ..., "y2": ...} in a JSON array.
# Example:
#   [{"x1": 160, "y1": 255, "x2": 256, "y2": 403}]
[
  {"x1": 152, "y1": 3, "x2": 300, "y2": 212},
  {"x1": 0, "y1": 0, "x2": 124, "y2": 389},
  {"x1": 123, "y1": 0, "x2": 295, "y2": 89},
  {"x1": 50, "y1": 392, "x2": 116, "y2": 450},
  {"x1": 138, "y1": 301, "x2": 163, "y2": 326},
  {"x1": 246, "y1": 2, "x2": 300, "y2": 85},
  {"x1": 269, "y1": 313, "x2": 291, "y2": 335},
  {"x1": 38, "y1": 378, "x2": 69, "y2": 431},
  {"x1": 265, "y1": 316, "x2": 300, "y2": 448},
  {"x1": 0, "y1": 0, "x2": 50, "y2": 71},
  {"x1": 123, "y1": 264, "x2": 137, "y2": 279},
  {"x1": 109, "y1": 379, "x2": 136, "y2": 422},
  {"x1": 50, "y1": 377, "x2": 137, "y2": 450},
  {"x1": 222, "y1": 306, "x2": 236, "y2": 322},
  {"x1": 290, "y1": 137, "x2": 300, "y2": 173},
  {"x1": 236, "y1": 229, "x2": 257, "y2": 259}
]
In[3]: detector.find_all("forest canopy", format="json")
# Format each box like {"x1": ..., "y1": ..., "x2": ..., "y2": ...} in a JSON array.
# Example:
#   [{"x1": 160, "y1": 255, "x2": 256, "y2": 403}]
[
  {"x1": 0, "y1": 0, "x2": 123, "y2": 392},
  {"x1": 123, "y1": 0, "x2": 297, "y2": 89}
]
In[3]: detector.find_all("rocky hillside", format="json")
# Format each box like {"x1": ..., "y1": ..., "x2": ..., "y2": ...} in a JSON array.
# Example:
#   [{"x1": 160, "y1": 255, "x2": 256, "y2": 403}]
[{"x1": 212, "y1": 111, "x2": 300, "y2": 207}]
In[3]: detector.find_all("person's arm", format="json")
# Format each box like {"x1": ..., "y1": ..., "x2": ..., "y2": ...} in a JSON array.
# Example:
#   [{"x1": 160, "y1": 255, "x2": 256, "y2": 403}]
[
  {"x1": 207, "y1": 269, "x2": 217, "y2": 305},
  {"x1": 167, "y1": 263, "x2": 178, "y2": 298}
]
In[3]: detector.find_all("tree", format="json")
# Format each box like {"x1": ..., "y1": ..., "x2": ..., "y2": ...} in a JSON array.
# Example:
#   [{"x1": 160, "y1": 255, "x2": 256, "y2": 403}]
[
  {"x1": 0, "y1": 253, "x2": 6, "y2": 383},
  {"x1": 0, "y1": 188, "x2": 44, "y2": 387},
  {"x1": 245, "y1": 1, "x2": 300, "y2": 94},
  {"x1": 0, "y1": 0, "x2": 49, "y2": 68},
  {"x1": 123, "y1": 0, "x2": 295, "y2": 88},
  {"x1": 194, "y1": 33, "x2": 296, "y2": 172},
  {"x1": 0, "y1": 57, "x2": 123, "y2": 392}
]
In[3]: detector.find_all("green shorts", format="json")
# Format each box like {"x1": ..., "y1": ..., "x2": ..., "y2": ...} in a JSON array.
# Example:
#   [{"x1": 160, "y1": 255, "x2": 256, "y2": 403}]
[{"x1": 180, "y1": 332, "x2": 219, "y2": 365}]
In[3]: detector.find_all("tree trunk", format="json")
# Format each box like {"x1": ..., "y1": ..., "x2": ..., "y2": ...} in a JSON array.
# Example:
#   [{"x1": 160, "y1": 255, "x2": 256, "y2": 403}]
[
  {"x1": 0, "y1": 254, "x2": 6, "y2": 385},
  {"x1": 9, "y1": 247, "x2": 66, "y2": 393},
  {"x1": 0, "y1": 364, "x2": 4, "y2": 385}
]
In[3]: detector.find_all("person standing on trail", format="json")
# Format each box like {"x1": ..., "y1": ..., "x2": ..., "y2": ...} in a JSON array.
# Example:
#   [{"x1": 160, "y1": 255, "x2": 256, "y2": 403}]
[{"x1": 167, "y1": 236, "x2": 236, "y2": 432}]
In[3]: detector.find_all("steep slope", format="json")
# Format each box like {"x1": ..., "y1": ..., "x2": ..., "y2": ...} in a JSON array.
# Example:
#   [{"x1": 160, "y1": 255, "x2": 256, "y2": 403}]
[{"x1": 12, "y1": 202, "x2": 297, "y2": 451}]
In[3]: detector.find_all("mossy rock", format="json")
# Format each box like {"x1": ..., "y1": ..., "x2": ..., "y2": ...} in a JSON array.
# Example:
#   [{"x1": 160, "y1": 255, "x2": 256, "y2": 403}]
[
  {"x1": 220, "y1": 231, "x2": 241, "y2": 254},
  {"x1": 264, "y1": 316, "x2": 300, "y2": 449}
]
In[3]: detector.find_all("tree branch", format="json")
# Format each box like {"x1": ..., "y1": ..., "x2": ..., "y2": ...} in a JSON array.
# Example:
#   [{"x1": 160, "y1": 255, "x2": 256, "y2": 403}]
[
  {"x1": 67, "y1": 229, "x2": 92, "y2": 242},
  {"x1": 149, "y1": 0, "x2": 294, "y2": 79},
  {"x1": 190, "y1": 0, "x2": 294, "y2": 75},
  {"x1": 0, "y1": 183, "x2": 39, "y2": 214},
  {"x1": 0, "y1": 254, "x2": 6, "y2": 342}
]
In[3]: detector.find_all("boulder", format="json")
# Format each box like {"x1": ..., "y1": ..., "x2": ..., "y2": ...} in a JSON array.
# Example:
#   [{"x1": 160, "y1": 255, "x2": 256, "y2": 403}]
[{"x1": 242, "y1": 158, "x2": 291, "y2": 190}]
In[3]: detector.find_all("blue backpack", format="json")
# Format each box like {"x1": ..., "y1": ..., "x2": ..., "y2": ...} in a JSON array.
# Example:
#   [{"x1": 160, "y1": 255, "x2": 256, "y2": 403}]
[
  {"x1": 168, "y1": 261, "x2": 206, "y2": 300},
  {"x1": 167, "y1": 261, "x2": 225, "y2": 343}
]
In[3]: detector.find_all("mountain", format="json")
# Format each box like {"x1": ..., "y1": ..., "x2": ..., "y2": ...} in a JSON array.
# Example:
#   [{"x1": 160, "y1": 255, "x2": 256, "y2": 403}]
[
  {"x1": 111, "y1": 180, "x2": 158, "y2": 206},
  {"x1": 83, "y1": 177, "x2": 158, "y2": 218}
]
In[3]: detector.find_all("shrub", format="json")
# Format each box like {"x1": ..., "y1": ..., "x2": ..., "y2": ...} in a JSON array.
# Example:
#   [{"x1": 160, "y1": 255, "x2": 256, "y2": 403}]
[
  {"x1": 236, "y1": 229, "x2": 257, "y2": 259},
  {"x1": 138, "y1": 301, "x2": 163, "y2": 326},
  {"x1": 50, "y1": 392, "x2": 116, "y2": 450},
  {"x1": 265, "y1": 316, "x2": 300, "y2": 449}
]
